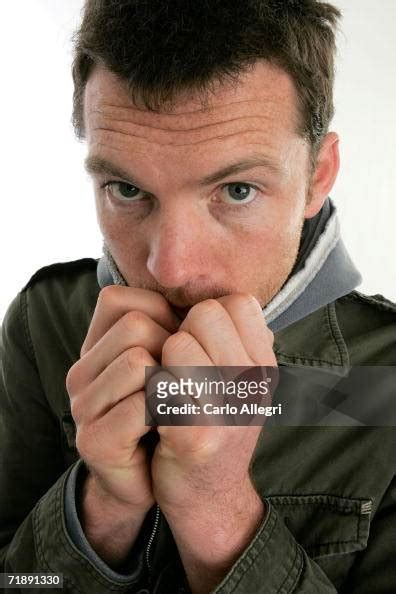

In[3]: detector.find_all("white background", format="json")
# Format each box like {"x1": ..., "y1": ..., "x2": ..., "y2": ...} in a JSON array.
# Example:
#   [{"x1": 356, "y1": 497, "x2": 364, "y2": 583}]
[{"x1": 1, "y1": 0, "x2": 395, "y2": 321}]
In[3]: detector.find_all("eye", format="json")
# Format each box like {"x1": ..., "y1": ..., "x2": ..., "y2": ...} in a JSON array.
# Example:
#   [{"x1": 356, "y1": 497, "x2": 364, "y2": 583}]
[
  {"x1": 221, "y1": 183, "x2": 258, "y2": 206},
  {"x1": 105, "y1": 181, "x2": 144, "y2": 201}
]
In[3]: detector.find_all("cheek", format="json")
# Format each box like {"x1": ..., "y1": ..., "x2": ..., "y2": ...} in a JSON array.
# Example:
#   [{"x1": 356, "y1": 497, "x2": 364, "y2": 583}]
[
  {"x1": 95, "y1": 193, "x2": 110, "y2": 236},
  {"x1": 231, "y1": 199, "x2": 305, "y2": 282},
  {"x1": 237, "y1": 201, "x2": 303, "y2": 254},
  {"x1": 269, "y1": 188, "x2": 307, "y2": 246},
  {"x1": 96, "y1": 192, "x2": 138, "y2": 241},
  {"x1": 95, "y1": 187, "x2": 305, "y2": 285},
  {"x1": 95, "y1": 194, "x2": 148, "y2": 265}
]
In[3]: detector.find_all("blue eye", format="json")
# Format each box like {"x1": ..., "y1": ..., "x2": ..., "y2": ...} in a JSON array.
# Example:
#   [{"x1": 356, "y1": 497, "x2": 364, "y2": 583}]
[
  {"x1": 106, "y1": 181, "x2": 143, "y2": 201},
  {"x1": 222, "y1": 183, "x2": 258, "y2": 205}
]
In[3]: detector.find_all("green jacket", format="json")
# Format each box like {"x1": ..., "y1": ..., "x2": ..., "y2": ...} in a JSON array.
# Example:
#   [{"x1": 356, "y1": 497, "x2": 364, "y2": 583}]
[{"x1": 1, "y1": 258, "x2": 396, "y2": 593}]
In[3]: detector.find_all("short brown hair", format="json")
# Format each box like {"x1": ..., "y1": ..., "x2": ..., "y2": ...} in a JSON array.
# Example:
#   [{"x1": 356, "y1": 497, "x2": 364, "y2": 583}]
[{"x1": 72, "y1": 0, "x2": 341, "y2": 153}]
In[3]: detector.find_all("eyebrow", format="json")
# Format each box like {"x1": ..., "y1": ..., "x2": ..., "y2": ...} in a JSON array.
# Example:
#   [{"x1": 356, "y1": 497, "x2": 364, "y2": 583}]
[
  {"x1": 84, "y1": 154, "x2": 282, "y2": 187},
  {"x1": 200, "y1": 156, "x2": 282, "y2": 185},
  {"x1": 84, "y1": 156, "x2": 140, "y2": 185}
]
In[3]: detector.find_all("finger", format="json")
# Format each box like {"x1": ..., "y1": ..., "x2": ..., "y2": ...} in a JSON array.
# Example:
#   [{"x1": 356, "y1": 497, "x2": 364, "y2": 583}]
[
  {"x1": 179, "y1": 299, "x2": 251, "y2": 366},
  {"x1": 76, "y1": 311, "x2": 170, "y2": 387},
  {"x1": 215, "y1": 295, "x2": 277, "y2": 409},
  {"x1": 145, "y1": 367, "x2": 184, "y2": 426},
  {"x1": 162, "y1": 330, "x2": 212, "y2": 367},
  {"x1": 93, "y1": 390, "x2": 149, "y2": 455},
  {"x1": 216, "y1": 294, "x2": 276, "y2": 365},
  {"x1": 70, "y1": 347, "x2": 157, "y2": 423},
  {"x1": 149, "y1": 359, "x2": 217, "y2": 414},
  {"x1": 81, "y1": 285, "x2": 179, "y2": 355},
  {"x1": 77, "y1": 390, "x2": 150, "y2": 469},
  {"x1": 161, "y1": 333, "x2": 218, "y2": 418}
]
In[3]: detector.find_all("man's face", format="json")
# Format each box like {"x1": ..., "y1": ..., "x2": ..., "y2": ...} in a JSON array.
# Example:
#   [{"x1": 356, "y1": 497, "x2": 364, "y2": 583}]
[{"x1": 84, "y1": 62, "x2": 321, "y2": 317}]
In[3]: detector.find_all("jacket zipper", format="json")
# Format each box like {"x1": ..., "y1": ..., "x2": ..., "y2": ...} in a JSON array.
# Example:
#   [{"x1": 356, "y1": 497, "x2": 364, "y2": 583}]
[{"x1": 145, "y1": 504, "x2": 161, "y2": 572}]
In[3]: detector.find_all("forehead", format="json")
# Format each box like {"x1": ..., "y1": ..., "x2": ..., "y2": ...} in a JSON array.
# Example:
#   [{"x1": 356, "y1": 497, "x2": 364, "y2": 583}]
[{"x1": 83, "y1": 62, "x2": 301, "y2": 149}]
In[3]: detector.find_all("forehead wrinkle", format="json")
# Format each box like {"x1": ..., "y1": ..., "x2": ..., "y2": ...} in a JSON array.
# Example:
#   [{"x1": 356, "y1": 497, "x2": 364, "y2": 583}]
[
  {"x1": 85, "y1": 62, "x2": 301, "y2": 142},
  {"x1": 89, "y1": 110, "x2": 283, "y2": 149},
  {"x1": 91, "y1": 127, "x2": 279, "y2": 148},
  {"x1": 91, "y1": 141, "x2": 131, "y2": 156},
  {"x1": 90, "y1": 98, "x2": 268, "y2": 114},
  {"x1": 90, "y1": 111, "x2": 277, "y2": 134}
]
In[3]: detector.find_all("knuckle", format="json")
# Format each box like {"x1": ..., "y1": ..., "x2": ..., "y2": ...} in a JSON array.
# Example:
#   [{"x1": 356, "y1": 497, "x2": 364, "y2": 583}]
[
  {"x1": 127, "y1": 391, "x2": 146, "y2": 419},
  {"x1": 70, "y1": 396, "x2": 84, "y2": 425},
  {"x1": 98, "y1": 285, "x2": 122, "y2": 310},
  {"x1": 75, "y1": 423, "x2": 100, "y2": 462},
  {"x1": 121, "y1": 310, "x2": 148, "y2": 334},
  {"x1": 124, "y1": 346, "x2": 151, "y2": 372},
  {"x1": 231, "y1": 293, "x2": 262, "y2": 315},
  {"x1": 66, "y1": 361, "x2": 83, "y2": 396},
  {"x1": 232, "y1": 292, "x2": 259, "y2": 308},
  {"x1": 74, "y1": 425, "x2": 88, "y2": 457},
  {"x1": 188, "y1": 298, "x2": 223, "y2": 321},
  {"x1": 162, "y1": 331, "x2": 193, "y2": 359}
]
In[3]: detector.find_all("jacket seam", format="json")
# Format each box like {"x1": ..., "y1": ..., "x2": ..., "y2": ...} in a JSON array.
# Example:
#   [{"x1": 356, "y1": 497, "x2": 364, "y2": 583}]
[
  {"x1": 326, "y1": 303, "x2": 349, "y2": 367},
  {"x1": 19, "y1": 290, "x2": 38, "y2": 368},
  {"x1": 214, "y1": 505, "x2": 278, "y2": 593},
  {"x1": 274, "y1": 300, "x2": 351, "y2": 368},
  {"x1": 266, "y1": 495, "x2": 368, "y2": 553},
  {"x1": 274, "y1": 351, "x2": 342, "y2": 366},
  {"x1": 340, "y1": 291, "x2": 396, "y2": 313},
  {"x1": 33, "y1": 482, "x2": 85, "y2": 594},
  {"x1": 215, "y1": 503, "x2": 302, "y2": 594},
  {"x1": 268, "y1": 500, "x2": 359, "y2": 511},
  {"x1": 278, "y1": 539, "x2": 303, "y2": 594},
  {"x1": 357, "y1": 508, "x2": 363, "y2": 546},
  {"x1": 266, "y1": 494, "x2": 370, "y2": 504}
]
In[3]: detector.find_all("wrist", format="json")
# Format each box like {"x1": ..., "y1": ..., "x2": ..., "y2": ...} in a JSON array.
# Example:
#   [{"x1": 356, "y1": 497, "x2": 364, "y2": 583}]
[
  {"x1": 78, "y1": 471, "x2": 153, "y2": 568},
  {"x1": 162, "y1": 479, "x2": 265, "y2": 565},
  {"x1": 82, "y1": 470, "x2": 153, "y2": 518}
]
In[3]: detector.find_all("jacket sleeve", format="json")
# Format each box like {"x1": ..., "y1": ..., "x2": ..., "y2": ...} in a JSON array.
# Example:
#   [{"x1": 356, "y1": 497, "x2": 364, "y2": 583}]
[
  {"x1": 212, "y1": 477, "x2": 396, "y2": 594},
  {"x1": 0, "y1": 292, "x2": 148, "y2": 593},
  {"x1": 210, "y1": 501, "x2": 337, "y2": 594}
]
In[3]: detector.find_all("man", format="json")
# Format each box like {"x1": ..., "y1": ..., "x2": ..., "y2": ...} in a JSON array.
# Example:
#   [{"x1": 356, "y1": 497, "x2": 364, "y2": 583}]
[{"x1": 1, "y1": 1, "x2": 395, "y2": 592}]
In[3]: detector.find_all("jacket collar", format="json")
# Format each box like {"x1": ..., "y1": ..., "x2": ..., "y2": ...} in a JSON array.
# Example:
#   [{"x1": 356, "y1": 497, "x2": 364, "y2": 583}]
[
  {"x1": 266, "y1": 199, "x2": 361, "y2": 376},
  {"x1": 273, "y1": 300, "x2": 350, "y2": 376}
]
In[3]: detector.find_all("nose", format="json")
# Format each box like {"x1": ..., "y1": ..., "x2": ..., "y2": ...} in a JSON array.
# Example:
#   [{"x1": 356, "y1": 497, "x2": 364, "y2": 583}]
[{"x1": 146, "y1": 207, "x2": 209, "y2": 289}]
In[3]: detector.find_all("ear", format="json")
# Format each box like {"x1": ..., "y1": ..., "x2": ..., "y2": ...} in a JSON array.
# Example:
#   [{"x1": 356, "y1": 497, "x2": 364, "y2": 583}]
[{"x1": 304, "y1": 132, "x2": 340, "y2": 219}]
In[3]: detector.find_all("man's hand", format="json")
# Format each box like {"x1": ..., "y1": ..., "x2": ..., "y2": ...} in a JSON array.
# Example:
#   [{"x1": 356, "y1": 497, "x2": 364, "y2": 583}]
[
  {"x1": 152, "y1": 294, "x2": 276, "y2": 593},
  {"x1": 66, "y1": 285, "x2": 178, "y2": 566}
]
